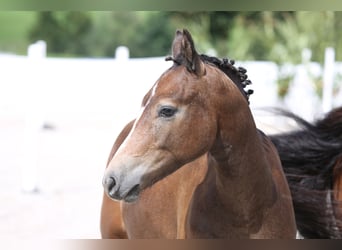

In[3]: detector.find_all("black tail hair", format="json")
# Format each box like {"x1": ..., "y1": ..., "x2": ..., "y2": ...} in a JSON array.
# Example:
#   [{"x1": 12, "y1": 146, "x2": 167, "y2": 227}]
[{"x1": 270, "y1": 107, "x2": 342, "y2": 238}]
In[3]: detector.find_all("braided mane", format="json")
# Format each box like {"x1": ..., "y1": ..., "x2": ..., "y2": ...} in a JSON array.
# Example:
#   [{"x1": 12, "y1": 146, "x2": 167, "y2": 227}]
[
  {"x1": 199, "y1": 54, "x2": 254, "y2": 104},
  {"x1": 166, "y1": 54, "x2": 254, "y2": 104}
]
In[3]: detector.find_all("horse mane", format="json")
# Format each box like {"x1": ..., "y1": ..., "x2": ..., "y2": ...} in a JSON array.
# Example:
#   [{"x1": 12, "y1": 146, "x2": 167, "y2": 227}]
[
  {"x1": 199, "y1": 54, "x2": 254, "y2": 104},
  {"x1": 166, "y1": 54, "x2": 254, "y2": 104},
  {"x1": 270, "y1": 107, "x2": 342, "y2": 238}
]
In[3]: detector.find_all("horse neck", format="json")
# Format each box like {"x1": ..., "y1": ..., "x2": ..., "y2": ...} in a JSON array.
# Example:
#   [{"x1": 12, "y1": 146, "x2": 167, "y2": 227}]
[{"x1": 207, "y1": 92, "x2": 276, "y2": 216}]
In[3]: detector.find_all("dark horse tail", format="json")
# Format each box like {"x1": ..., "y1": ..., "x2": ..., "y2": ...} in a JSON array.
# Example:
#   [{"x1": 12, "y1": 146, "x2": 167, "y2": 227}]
[{"x1": 270, "y1": 107, "x2": 342, "y2": 239}]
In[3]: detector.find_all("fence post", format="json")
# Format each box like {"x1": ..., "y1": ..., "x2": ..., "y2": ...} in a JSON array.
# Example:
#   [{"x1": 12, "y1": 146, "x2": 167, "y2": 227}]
[
  {"x1": 322, "y1": 47, "x2": 335, "y2": 113},
  {"x1": 115, "y1": 46, "x2": 129, "y2": 61},
  {"x1": 284, "y1": 48, "x2": 320, "y2": 121},
  {"x1": 21, "y1": 41, "x2": 46, "y2": 193}
]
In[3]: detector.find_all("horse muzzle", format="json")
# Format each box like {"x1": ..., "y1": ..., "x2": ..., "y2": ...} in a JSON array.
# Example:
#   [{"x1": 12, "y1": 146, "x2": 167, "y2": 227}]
[{"x1": 102, "y1": 173, "x2": 141, "y2": 203}]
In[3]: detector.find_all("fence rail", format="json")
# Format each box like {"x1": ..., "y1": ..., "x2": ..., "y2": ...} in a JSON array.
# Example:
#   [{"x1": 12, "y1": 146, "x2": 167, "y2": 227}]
[{"x1": 1, "y1": 44, "x2": 342, "y2": 123}]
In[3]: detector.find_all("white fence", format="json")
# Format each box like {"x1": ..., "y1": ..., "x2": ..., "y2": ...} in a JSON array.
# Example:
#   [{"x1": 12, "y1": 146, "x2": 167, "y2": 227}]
[
  {"x1": 1, "y1": 43, "x2": 342, "y2": 192},
  {"x1": 1, "y1": 43, "x2": 342, "y2": 124},
  {"x1": 0, "y1": 44, "x2": 170, "y2": 130}
]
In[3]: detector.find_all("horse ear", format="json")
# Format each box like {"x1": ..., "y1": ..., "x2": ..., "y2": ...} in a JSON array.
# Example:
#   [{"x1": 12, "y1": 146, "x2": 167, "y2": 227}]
[{"x1": 171, "y1": 29, "x2": 206, "y2": 76}]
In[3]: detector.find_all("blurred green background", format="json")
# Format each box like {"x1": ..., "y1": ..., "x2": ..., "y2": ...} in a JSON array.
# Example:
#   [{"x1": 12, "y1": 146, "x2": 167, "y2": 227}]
[{"x1": 1, "y1": 11, "x2": 342, "y2": 64}]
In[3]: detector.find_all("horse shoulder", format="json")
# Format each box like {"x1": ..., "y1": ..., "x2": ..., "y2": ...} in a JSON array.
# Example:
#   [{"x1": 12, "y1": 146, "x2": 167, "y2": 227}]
[
  {"x1": 100, "y1": 120, "x2": 135, "y2": 238},
  {"x1": 260, "y1": 132, "x2": 288, "y2": 188},
  {"x1": 255, "y1": 131, "x2": 297, "y2": 238}
]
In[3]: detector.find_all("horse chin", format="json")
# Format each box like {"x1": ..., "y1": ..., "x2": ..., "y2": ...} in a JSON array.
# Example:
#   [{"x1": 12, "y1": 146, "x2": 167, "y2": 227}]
[
  {"x1": 106, "y1": 182, "x2": 141, "y2": 203},
  {"x1": 123, "y1": 184, "x2": 141, "y2": 203}
]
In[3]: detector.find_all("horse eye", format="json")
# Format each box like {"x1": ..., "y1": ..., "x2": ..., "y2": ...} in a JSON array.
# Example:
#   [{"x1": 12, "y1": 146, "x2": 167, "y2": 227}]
[{"x1": 158, "y1": 106, "x2": 177, "y2": 118}]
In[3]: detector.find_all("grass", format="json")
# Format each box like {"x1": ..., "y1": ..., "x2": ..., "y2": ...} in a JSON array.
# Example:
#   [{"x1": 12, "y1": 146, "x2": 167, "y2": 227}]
[{"x1": 0, "y1": 11, "x2": 37, "y2": 54}]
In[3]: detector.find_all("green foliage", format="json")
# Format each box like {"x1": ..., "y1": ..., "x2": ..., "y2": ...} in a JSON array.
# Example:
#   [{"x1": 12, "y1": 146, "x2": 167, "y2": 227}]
[
  {"x1": 85, "y1": 11, "x2": 176, "y2": 58},
  {"x1": 28, "y1": 11, "x2": 178, "y2": 58},
  {"x1": 1, "y1": 11, "x2": 342, "y2": 64},
  {"x1": 130, "y1": 12, "x2": 175, "y2": 57},
  {"x1": 29, "y1": 12, "x2": 92, "y2": 56},
  {"x1": 82, "y1": 11, "x2": 142, "y2": 57},
  {"x1": 225, "y1": 11, "x2": 342, "y2": 64},
  {"x1": 0, "y1": 11, "x2": 36, "y2": 54}
]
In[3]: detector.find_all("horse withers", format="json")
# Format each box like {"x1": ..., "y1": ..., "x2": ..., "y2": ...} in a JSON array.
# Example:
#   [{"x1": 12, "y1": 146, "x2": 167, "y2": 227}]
[{"x1": 101, "y1": 29, "x2": 296, "y2": 238}]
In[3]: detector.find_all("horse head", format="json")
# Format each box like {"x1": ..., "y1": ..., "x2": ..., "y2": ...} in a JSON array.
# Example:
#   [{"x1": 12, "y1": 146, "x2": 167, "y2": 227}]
[{"x1": 102, "y1": 29, "x2": 249, "y2": 202}]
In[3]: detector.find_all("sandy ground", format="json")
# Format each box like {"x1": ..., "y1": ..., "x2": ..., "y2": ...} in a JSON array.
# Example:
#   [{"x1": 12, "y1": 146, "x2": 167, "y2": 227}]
[{"x1": 0, "y1": 116, "x2": 124, "y2": 239}]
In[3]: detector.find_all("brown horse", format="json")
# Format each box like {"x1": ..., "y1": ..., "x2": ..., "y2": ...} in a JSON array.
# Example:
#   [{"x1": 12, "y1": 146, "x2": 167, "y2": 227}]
[
  {"x1": 100, "y1": 29, "x2": 296, "y2": 238},
  {"x1": 270, "y1": 107, "x2": 342, "y2": 238}
]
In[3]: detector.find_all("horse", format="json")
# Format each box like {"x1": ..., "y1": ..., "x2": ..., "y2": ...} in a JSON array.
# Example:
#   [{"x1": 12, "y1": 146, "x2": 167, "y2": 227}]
[
  {"x1": 100, "y1": 29, "x2": 297, "y2": 239},
  {"x1": 270, "y1": 107, "x2": 342, "y2": 238}
]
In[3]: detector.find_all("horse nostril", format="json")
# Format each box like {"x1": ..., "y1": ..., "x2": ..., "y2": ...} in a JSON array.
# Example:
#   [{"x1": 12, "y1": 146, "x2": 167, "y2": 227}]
[{"x1": 103, "y1": 176, "x2": 117, "y2": 192}]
